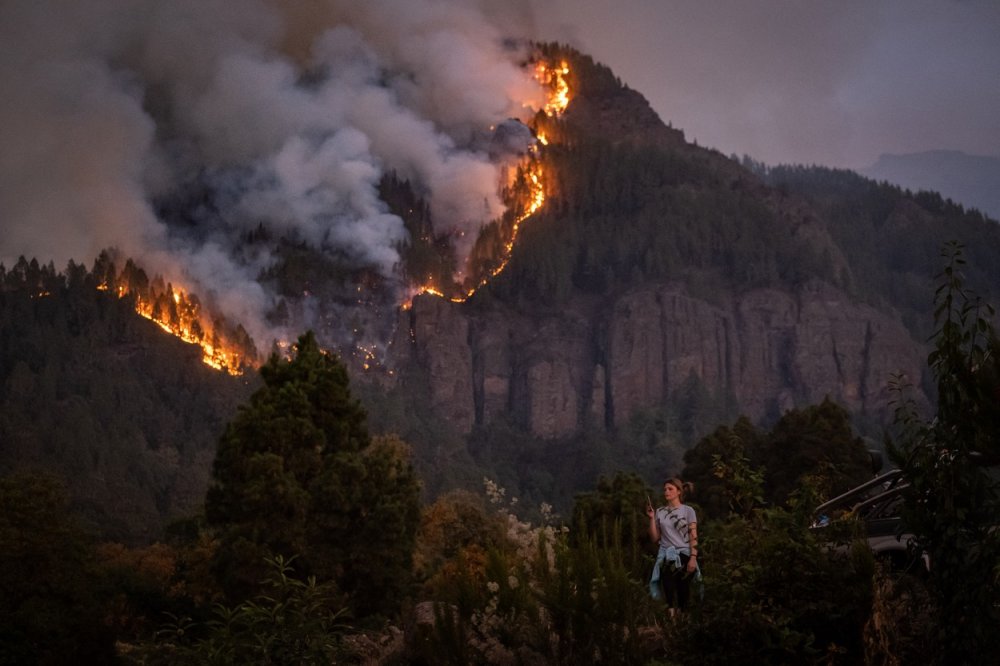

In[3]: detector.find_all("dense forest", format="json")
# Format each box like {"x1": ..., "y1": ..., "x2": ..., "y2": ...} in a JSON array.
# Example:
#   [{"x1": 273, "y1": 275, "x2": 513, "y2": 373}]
[
  {"x1": 3, "y1": 44, "x2": 1000, "y2": 663},
  {"x1": 6, "y1": 46, "x2": 1000, "y2": 541},
  {"x1": 463, "y1": 47, "x2": 1000, "y2": 342},
  {"x1": 2, "y1": 254, "x2": 997, "y2": 663},
  {"x1": 754, "y1": 162, "x2": 1000, "y2": 337},
  {"x1": 0, "y1": 256, "x2": 255, "y2": 542}
]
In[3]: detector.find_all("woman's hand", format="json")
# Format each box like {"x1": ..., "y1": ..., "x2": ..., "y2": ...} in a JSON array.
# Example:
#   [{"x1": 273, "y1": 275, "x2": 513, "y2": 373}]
[
  {"x1": 686, "y1": 555, "x2": 697, "y2": 573},
  {"x1": 646, "y1": 501, "x2": 660, "y2": 543}
]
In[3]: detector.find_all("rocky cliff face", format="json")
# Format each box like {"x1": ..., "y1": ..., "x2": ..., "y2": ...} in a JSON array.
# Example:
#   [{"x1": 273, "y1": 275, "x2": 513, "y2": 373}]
[
  {"x1": 383, "y1": 48, "x2": 931, "y2": 440},
  {"x1": 391, "y1": 280, "x2": 925, "y2": 438}
]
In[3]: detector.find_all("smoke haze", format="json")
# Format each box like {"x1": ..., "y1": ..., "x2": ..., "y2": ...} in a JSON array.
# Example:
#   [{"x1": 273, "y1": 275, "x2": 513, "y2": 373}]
[
  {"x1": 530, "y1": 0, "x2": 1000, "y2": 170},
  {"x1": 0, "y1": 0, "x2": 544, "y2": 347}
]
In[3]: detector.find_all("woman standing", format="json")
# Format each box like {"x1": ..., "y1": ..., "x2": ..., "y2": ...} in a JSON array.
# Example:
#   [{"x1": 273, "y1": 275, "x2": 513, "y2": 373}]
[{"x1": 647, "y1": 476, "x2": 699, "y2": 615}]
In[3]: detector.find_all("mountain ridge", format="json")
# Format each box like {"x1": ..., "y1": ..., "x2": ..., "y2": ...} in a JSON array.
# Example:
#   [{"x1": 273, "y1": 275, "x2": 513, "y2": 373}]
[
  {"x1": 860, "y1": 149, "x2": 1000, "y2": 222},
  {"x1": 383, "y1": 45, "x2": 999, "y2": 446},
  {"x1": 5, "y1": 45, "x2": 1000, "y2": 540}
]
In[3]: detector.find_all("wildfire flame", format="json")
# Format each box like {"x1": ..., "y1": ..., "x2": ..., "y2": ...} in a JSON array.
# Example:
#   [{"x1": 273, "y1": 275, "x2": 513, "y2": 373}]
[
  {"x1": 97, "y1": 265, "x2": 255, "y2": 375},
  {"x1": 100, "y1": 58, "x2": 574, "y2": 373},
  {"x1": 535, "y1": 60, "x2": 571, "y2": 116},
  {"x1": 409, "y1": 57, "x2": 571, "y2": 306}
]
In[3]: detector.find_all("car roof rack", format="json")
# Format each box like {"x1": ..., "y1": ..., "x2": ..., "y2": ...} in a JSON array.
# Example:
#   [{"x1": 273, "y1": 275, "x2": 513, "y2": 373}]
[{"x1": 814, "y1": 468, "x2": 904, "y2": 516}]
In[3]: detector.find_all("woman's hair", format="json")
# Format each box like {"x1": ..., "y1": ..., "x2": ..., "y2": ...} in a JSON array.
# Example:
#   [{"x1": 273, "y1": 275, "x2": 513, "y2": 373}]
[{"x1": 665, "y1": 477, "x2": 695, "y2": 501}]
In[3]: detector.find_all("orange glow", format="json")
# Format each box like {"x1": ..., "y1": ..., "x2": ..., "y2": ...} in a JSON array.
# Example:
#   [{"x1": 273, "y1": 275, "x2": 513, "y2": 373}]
[
  {"x1": 535, "y1": 60, "x2": 571, "y2": 116},
  {"x1": 409, "y1": 157, "x2": 545, "y2": 305},
  {"x1": 97, "y1": 271, "x2": 255, "y2": 375},
  {"x1": 132, "y1": 288, "x2": 243, "y2": 374},
  {"x1": 408, "y1": 57, "x2": 570, "y2": 307}
]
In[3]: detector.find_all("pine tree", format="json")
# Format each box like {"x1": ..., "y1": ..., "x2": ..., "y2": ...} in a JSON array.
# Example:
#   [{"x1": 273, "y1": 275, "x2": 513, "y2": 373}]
[
  {"x1": 205, "y1": 332, "x2": 420, "y2": 617},
  {"x1": 762, "y1": 398, "x2": 872, "y2": 504}
]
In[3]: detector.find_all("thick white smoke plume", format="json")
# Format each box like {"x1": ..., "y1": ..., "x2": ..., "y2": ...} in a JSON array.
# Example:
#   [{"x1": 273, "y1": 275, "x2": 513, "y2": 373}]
[{"x1": 0, "y1": 0, "x2": 544, "y2": 349}]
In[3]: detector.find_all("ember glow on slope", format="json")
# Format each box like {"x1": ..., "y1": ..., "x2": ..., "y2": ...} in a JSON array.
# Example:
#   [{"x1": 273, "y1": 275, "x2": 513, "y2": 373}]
[
  {"x1": 530, "y1": 0, "x2": 1000, "y2": 169},
  {"x1": 0, "y1": 0, "x2": 546, "y2": 349}
]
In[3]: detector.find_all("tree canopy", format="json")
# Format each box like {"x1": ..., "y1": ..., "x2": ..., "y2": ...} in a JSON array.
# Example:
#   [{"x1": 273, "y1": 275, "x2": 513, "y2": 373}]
[
  {"x1": 205, "y1": 331, "x2": 421, "y2": 618},
  {"x1": 682, "y1": 399, "x2": 872, "y2": 520},
  {"x1": 0, "y1": 255, "x2": 252, "y2": 543}
]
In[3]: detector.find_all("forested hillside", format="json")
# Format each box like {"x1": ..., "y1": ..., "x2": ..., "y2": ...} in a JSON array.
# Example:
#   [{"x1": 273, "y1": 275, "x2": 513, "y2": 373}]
[
  {"x1": 862, "y1": 150, "x2": 1000, "y2": 223},
  {"x1": 486, "y1": 49, "x2": 842, "y2": 306},
  {"x1": 375, "y1": 45, "x2": 999, "y2": 512},
  {"x1": 5, "y1": 46, "x2": 1000, "y2": 542},
  {"x1": 755, "y1": 162, "x2": 1000, "y2": 337},
  {"x1": 480, "y1": 48, "x2": 1000, "y2": 341},
  {"x1": 0, "y1": 257, "x2": 255, "y2": 542},
  {"x1": 2, "y1": 44, "x2": 999, "y2": 664}
]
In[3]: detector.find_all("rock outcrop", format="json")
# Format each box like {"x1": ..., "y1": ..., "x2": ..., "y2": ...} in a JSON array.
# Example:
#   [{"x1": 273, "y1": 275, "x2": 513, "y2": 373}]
[{"x1": 392, "y1": 280, "x2": 925, "y2": 438}]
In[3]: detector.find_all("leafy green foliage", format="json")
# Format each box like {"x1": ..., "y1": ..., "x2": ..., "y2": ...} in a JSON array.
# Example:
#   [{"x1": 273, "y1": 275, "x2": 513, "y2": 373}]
[
  {"x1": 762, "y1": 398, "x2": 874, "y2": 504},
  {"x1": 888, "y1": 243, "x2": 1000, "y2": 663},
  {"x1": 205, "y1": 332, "x2": 421, "y2": 618},
  {"x1": 667, "y1": 458, "x2": 875, "y2": 665},
  {"x1": 132, "y1": 555, "x2": 351, "y2": 665},
  {"x1": 569, "y1": 471, "x2": 650, "y2": 575},
  {"x1": 532, "y1": 536, "x2": 651, "y2": 664},
  {"x1": 96, "y1": 532, "x2": 223, "y2": 645},
  {"x1": 413, "y1": 490, "x2": 508, "y2": 590},
  {"x1": 681, "y1": 417, "x2": 765, "y2": 519},
  {"x1": 413, "y1": 481, "x2": 654, "y2": 665}
]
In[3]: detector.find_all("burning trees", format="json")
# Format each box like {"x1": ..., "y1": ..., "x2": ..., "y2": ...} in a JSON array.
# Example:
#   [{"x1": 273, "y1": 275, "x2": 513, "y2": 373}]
[{"x1": 91, "y1": 251, "x2": 257, "y2": 374}]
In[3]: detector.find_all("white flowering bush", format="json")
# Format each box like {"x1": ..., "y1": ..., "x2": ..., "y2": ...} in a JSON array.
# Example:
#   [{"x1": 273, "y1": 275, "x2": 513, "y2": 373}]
[{"x1": 413, "y1": 478, "x2": 655, "y2": 664}]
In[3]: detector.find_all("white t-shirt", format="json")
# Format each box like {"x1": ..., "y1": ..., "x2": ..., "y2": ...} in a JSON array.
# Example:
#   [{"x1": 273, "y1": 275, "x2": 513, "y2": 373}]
[{"x1": 655, "y1": 504, "x2": 697, "y2": 551}]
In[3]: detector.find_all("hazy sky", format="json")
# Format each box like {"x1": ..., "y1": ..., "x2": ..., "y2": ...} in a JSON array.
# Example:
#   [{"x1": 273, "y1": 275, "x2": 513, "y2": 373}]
[
  {"x1": 4, "y1": 0, "x2": 998, "y2": 343},
  {"x1": 529, "y1": 0, "x2": 1000, "y2": 169}
]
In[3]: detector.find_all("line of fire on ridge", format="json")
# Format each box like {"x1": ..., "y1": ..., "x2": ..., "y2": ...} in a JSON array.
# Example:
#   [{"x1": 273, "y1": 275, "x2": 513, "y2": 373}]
[
  {"x1": 96, "y1": 279, "x2": 251, "y2": 375},
  {"x1": 410, "y1": 59, "x2": 571, "y2": 307},
  {"x1": 95, "y1": 58, "x2": 571, "y2": 374}
]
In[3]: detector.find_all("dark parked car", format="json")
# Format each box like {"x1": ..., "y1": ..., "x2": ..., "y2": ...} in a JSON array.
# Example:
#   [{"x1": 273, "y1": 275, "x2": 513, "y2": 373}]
[
  {"x1": 812, "y1": 451, "x2": 998, "y2": 573},
  {"x1": 811, "y1": 466, "x2": 929, "y2": 572}
]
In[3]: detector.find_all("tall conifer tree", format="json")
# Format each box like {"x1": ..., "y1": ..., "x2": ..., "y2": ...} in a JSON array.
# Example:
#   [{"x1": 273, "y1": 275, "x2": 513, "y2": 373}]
[{"x1": 206, "y1": 332, "x2": 420, "y2": 617}]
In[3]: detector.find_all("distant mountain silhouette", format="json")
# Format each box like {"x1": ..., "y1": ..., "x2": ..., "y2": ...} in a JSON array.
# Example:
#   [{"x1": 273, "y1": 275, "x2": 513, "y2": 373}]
[{"x1": 861, "y1": 150, "x2": 1000, "y2": 222}]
